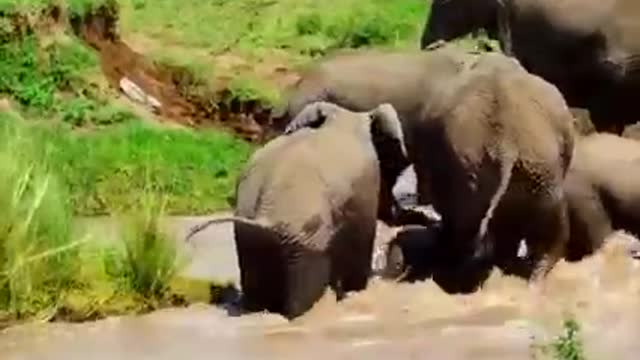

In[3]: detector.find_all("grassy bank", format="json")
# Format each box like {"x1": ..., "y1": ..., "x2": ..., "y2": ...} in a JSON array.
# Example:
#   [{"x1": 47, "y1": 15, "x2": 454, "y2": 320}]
[
  {"x1": 49, "y1": 121, "x2": 252, "y2": 215},
  {"x1": 0, "y1": 117, "x2": 220, "y2": 326},
  {"x1": 0, "y1": 111, "x2": 253, "y2": 216},
  {"x1": 118, "y1": 0, "x2": 428, "y2": 106}
]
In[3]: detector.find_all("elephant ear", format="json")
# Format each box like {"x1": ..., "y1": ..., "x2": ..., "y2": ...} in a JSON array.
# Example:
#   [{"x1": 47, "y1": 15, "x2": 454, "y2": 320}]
[
  {"x1": 368, "y1": 103, "x2": 408, "y2": 158},
  {"x1": 284, "y1": 101, "x2": 343, "y2": 135}
]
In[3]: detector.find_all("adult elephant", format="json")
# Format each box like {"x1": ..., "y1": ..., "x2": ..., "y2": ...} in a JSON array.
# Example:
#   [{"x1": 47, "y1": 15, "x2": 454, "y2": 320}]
[
  {"x1": 186, "y1": 103, "x2": 408, "y2": 320},
  {"x1": 499, "y1": 0, "x2": 640, "y2": 133},
  {"x1": 273, "y1": 45, "x2": 478, "y2": 217},
  {"x1": 563, "y1": 133, "x2": 640, "y2": 262},
  {"x1": 415, "y1": 52, "x2": 575, "y2": 291},
  {"x1": 287, "y1": 52, "x2": 577, "y2": 292},
  {"x1": 420, "y1": 0, "x2": 509, "y2": 52}
]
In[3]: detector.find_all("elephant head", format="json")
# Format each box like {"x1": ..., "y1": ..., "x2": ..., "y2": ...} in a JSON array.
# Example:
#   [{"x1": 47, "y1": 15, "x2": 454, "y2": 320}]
[
  {"x1": 285, "y1": 101, "x2": 410, "y2": 223},
  {"x1": 285, "y1": 101, "x2": 408, "y2": 158},
  {"x1": 283, "y1": 101, "x2": 343, "y2": 135},
  {"x1": 421, "y1": 0, "x2": 501, "y2": 49}
]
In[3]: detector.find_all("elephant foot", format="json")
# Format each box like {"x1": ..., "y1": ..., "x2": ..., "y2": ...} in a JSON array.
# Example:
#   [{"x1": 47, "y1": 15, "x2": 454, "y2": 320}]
[
  {"x1": 432, "y1": 256, "x2": 493, "y2": 295},
  {"x1": 527, "y1": 252, "x2": 560, "y2": 289}
]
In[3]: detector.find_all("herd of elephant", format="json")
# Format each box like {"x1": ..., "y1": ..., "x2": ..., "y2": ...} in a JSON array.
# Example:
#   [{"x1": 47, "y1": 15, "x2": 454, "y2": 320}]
[{"x1": 186, "y1": 0, "x2": 640, "y2": 320}]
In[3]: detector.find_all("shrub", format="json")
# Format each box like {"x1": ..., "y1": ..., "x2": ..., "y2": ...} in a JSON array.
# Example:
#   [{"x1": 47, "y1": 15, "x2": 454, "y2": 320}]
[{"x1": 107, "y1": 190, "x2": 183, "y2": 302}]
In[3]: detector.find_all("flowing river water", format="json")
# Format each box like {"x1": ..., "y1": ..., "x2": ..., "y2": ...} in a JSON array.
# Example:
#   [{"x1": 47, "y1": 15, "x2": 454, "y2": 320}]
[{"x1": 1, "y1": 167, "x2": 640, "y2": 359}]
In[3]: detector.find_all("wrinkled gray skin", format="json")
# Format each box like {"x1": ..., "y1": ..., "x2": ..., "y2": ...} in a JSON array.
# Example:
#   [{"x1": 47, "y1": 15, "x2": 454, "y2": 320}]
[
  {"x1": 420, "y1": 0, "x2": 508, "y2": 52},
  {"x1": 563, "y1": 133, "x2": 640, "y2": 262},
  {"x1": 414, "y1": 52, "x2": 575, "y2": 292},
  {"x1": 186, "y1": 102, "x2": 408, "y2": 320},
  {"x1": 499, "y1": 0, "x2": 640, "y2": 133},
  {"x1": 274, "y1": 46, "x2": 479, "y2": 215}
]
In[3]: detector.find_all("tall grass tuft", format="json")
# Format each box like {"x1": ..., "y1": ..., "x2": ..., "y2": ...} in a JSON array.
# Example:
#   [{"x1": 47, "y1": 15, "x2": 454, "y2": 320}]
[
  {"x1": 0, "y1": 114, "x2": 83, "y2": 320},
  {"x1": 109, "y1": 187, "x2": 183, "y2": 302}
]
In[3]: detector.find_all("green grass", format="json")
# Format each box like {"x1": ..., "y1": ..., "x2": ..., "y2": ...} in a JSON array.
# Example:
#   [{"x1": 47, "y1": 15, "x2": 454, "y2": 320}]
[
  {"x1": 50, "y1": 121, "x2": 253, "y2": 215},
  {"x1": 119, "y1": 0, "x2": 426, "y2": 57},
  {"x1": 0, "y1": 30, "x2": 136, "y2": 126},
  {"x1": 531, "y1": 316, "x2": 588, "y2": 360},
  {"x1": 550, "y1": 318, "x2": 587, "y2": 360},
  {"x1": 118, "y1": 0, "x2": 428, "y2": 105},
  {"x1": 0, "y1": 114, "x2": 215, "y2": 325},
  {"x1": 0, "y1": 115, "x2": 82, "y2": 321},
  {"x1": 110, "y1": 191, "x2": 182, "y2": 300},
  {"x1": 2, "y1": 113, "x2": 253, "y2": 216}
]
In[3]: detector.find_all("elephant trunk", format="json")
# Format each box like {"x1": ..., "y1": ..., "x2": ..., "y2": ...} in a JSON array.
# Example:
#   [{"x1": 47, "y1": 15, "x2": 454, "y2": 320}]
[{"x1": 472, "y1": 152, "x2": 516, "y2": 262}]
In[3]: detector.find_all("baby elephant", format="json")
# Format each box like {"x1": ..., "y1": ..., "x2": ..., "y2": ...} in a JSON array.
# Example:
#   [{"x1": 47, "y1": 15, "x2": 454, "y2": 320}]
[
  {"x1": 564, "y1": 133, "x2": 640, "y2": 261},
  {"x1": 187, "y1": 102, "x2": 408, "y2": 320}
]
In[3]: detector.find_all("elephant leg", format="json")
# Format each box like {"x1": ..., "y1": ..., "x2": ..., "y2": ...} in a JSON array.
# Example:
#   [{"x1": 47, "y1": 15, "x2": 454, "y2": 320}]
[
  {"x1": 328, "y1": 217, "x2": 376, "y2": 299},
  {"x1": 377, "y1": 176, "x2": 396, "y2": 223},
  {"x1": 282, "y1": 246, "x2": 331, "y2": 319},
  {"x1": 414, "y1": 165, "x2": 433, "y2": 206},
  {"x1": 526, "y1": 196, "x2": 570, "y2": 284},
  {"x1": 234, "y1": 228, "x2": 286, "y2": 313},
  {"x1": 564, "y1": 175, "x2": 613, "y2": 262},
  {"x1": 496, "y1": 0, "x2": 513, "y2": 56},
  {"x1": 431, "y1": 221, "x2": 494, "y2": 294},
  {"x1": 493, "y1": 237, "x2": 532, "y2": 279},
  {"x1": 342, "y1": 226, "x2": 376, "y2": 294}
]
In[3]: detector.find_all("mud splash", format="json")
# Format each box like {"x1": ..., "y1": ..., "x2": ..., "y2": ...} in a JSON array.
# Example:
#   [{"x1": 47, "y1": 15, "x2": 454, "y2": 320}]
[{"x1": 70, "y1": 2, "x2": 290, "y2": 143}]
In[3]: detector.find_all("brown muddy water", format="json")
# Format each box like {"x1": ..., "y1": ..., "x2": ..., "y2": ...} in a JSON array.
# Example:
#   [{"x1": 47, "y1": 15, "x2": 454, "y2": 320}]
[{"x1": 1, "y1": 169, "x2": 640, "y2": 359}]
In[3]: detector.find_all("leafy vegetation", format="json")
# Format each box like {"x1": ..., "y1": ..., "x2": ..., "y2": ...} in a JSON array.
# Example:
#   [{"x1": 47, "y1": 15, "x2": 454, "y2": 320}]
[
  {"x1": 114, "y1": 192, "x2": 180, "y2": 300},
  {"x1": 49, "y1": 121, "x2": 253, "y2": 215},
  {"x1": 0, "y1": 114, "x2": 214, "y2": 325},
  {"x1": 0, "y1": 115, "x2": 80, "y2": 321},
  {"x1": 531, "y1": 316, "x2": 588, "y2": 360},
  {"x1": 118, "y1": 0, "x2": 426, "y2": 57},
  {"x1": 118, "y1": 0, "x2": 427, "y2": 105}
]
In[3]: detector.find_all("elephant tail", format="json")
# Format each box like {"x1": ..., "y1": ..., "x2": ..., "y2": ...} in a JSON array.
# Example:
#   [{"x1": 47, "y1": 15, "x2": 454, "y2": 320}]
[
  {"x1": 473, "y1": 152, "x2": 516, "y2": 262},
  {"x1": 185, "y1": 216, "x2": 270, "y2": 242}
]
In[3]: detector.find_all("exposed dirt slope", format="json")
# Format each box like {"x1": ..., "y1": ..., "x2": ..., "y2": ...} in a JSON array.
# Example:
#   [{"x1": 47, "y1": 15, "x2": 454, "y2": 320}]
[{"x1": 71, "y1": 3, "x2": 293, "y2": 143}]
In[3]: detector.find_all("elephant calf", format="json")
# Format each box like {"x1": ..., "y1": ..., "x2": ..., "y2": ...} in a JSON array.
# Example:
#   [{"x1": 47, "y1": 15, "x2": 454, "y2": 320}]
[
  {"x1": 187, "y1": 102, "x2": 408, "y2": 320},
  {"x1": 564, "y1": 133, "x2": 640, "y2": 262}
]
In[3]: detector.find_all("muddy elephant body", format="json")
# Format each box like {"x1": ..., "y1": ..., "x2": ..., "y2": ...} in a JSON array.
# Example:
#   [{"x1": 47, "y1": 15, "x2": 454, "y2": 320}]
[
  {"x1": 420, "y1": 0, "x2": 505, "y2": 50},
  {"x1": 411, "y1": 53, "x2": 575, "y2": 290},
  {"x1": 564, "y1": 133, "x2": 640, "y2": 262},
  {"x1": 275, "y1": 47, "x2": 480, "y2": 217},
  {"x1": 499, "y1": 0, "x2": 640, "y2": 133},
  {"x1": 188, "y1": 103, "x2": 407, "y2": 319}
]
